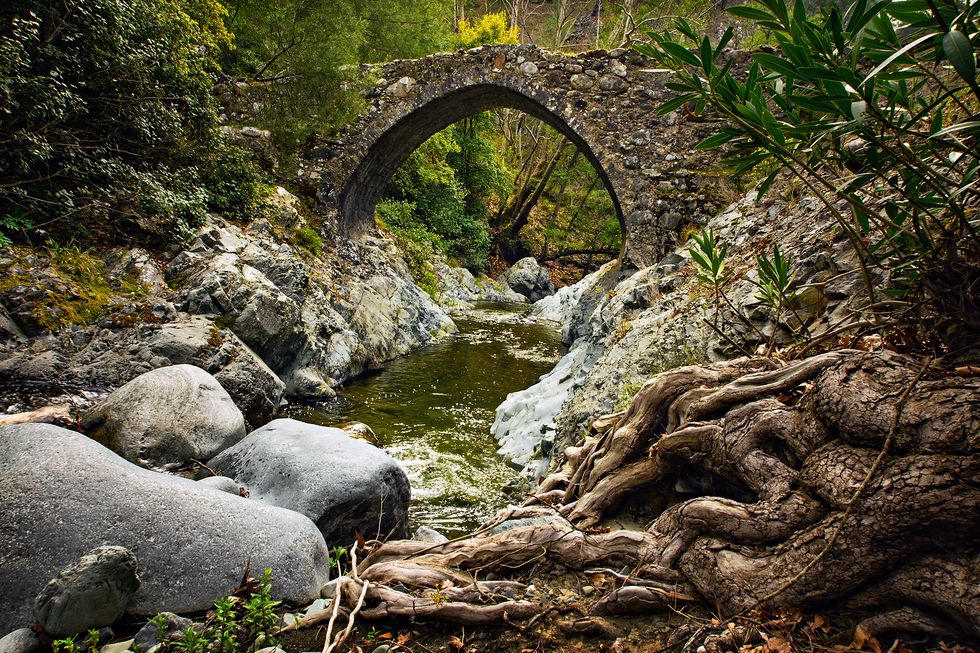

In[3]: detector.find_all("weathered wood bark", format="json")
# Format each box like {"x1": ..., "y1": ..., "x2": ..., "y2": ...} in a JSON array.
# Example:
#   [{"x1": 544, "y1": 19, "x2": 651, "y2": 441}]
[{"x1": 332, "y1": 350, "x2": 980, "y2": 645}]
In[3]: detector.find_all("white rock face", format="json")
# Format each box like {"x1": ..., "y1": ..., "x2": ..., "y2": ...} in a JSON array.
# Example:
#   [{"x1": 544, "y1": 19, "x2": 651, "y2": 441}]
[
  {"x1": 492, "y1": 343, "x2": 591, "y2": 468},
  {"x1": 492, "y1": 267, "x2": 613, "y2": 470},
  {"x1": 531, "y1": 267, "x2": 602, "y2": 325}
]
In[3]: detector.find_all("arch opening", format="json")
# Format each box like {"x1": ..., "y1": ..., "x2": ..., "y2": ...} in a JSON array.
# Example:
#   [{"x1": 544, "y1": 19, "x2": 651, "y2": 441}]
[{"x1": 338, "y1": 83, "x2": 625, "y2": 245}]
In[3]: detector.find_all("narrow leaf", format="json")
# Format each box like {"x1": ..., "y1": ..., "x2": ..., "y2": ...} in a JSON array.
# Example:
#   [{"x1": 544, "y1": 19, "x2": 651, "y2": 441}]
[{"x1": 942, "y1": 30, "x2": 977, "y2": 86}]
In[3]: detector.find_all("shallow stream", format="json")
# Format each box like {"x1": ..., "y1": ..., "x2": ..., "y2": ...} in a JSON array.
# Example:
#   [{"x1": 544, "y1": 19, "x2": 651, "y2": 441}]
[{"x1": 287, "y1": 303, "x2": 564, "y2": 537}]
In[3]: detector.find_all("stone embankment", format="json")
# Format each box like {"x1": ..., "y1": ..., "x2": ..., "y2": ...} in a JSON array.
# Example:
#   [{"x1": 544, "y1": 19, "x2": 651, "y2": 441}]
[
  {"x1": 0, "y1": 189, "x2": 454, "y2": 426},
  {"x1": 492, "y1": 178, "x2": 869, "y2": 477}
]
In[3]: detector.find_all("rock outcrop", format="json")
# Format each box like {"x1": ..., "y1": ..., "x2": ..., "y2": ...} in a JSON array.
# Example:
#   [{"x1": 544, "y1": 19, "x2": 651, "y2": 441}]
[
  {"x1": 80, "y1": 365, "x2": 245, "y2": 470},
  {"x1": 166, "y1": 217, "x2": 455, "y2": 402},
  {"x1": 208, "y1": 418, "x2": 411, "y2": 547},
  {"x1": 434, "y1": 262, "x2": 526, "y2": 311},
  {"x1": 0, "y1": 423, "x2": 329, "y2": 633},
  {"x1": 0, "y1": 199, "x2": 455, "y2": 425},
  {"x1": 498, "y1": 257, "x2": 556, "y2": 303}
]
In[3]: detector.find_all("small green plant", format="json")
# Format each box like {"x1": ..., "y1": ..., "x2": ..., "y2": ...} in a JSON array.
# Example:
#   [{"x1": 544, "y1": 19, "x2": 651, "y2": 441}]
[
  {"x1": 176, "y1": 625, "x2": 206, "y2": 653},
  {"x1": 141, "y1": 568, "x2": 280, "y2": 653},
  {"x1": 83, "y1": 630, "x2": 100, "y2": 651},
  {"x1": 0, "y1": 212, "x2": 32, "y2": 248},
  {"x1": 753, "y1": 244, "x2": 808, "y2": 353},
  {"x1": 329, "y1": 545, "x2": 349, "y2": 576},
  {"x1": 615, "y1": 378, "x2": 643, "y2": 410},
  {"x1": 241, "y1": 569, "x2": 280, "y2": 645},
  {"x1": 212, "y1": 596, "x2": 240, "y2": 653},
  {"x1": 430, "y1": 581, "x2": 446, "y2": 606},
  {"x1": 689, "y1": 227, "x2": 733, "y2": 331},
  {"x1": 294, "y1": 225, "x2": 323, "y2": 254},
  {"x1": 51, "y1": 636, "x2": 79, "y2": 653}
]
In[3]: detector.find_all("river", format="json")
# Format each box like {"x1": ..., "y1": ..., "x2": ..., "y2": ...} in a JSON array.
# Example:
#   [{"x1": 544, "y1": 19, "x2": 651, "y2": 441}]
[{"x1": 287, "y1": 303, "x2": 565, "y2": 537}]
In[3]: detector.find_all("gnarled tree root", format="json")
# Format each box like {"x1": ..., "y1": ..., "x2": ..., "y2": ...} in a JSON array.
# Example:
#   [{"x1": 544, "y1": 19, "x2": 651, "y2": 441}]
[{"x1": 328, "y1": 350, "x2": 979, "y2": 646}]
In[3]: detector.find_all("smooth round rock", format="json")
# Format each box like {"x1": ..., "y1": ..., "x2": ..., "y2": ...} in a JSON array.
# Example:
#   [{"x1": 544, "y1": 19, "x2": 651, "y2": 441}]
[
  {"x1": 80, "y1": 364, "x2": 246, "y2": 470},
  {"x1": 33, "y1": 546, "x2": 139, "y2": 638},
  {"x1": 0, "y1": 423, "x2": 329, "y2": 634},
  {"x1": 0, "y1": 628, "x2": 40, "y2": 653},
  {"x1": 196, "y1": 475, "x2": 242, "y2": 495},
  {"x1": 414, "y1": 526, "x2": 449, "y2": 544},
  {"x1": 208, "y1": 418, "x2": 410, "y2": 547}
]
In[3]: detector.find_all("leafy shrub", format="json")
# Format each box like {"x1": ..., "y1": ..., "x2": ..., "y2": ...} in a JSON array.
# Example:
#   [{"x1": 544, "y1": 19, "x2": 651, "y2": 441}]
[
  {"x1": 0, "y1": 0, "x2": 263, "y2": 244},
  {"x1": 454, "y1": 12, "x2": 520, "y2": 49},
  {"x1": 641, "y1": 0, "x2": 980, "y2": 352}
]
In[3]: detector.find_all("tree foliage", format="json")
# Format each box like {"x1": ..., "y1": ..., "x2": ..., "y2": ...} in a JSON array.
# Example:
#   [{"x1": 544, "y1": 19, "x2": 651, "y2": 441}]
[
  {"x1": 453, "y1": 11, "x2": 520, "y2": 49},
  {"x1": 380, "y1": 108, "x2": 621, "y2": 277},
  {"x1": 380, "y1": 114, "x2": 508, "y2": 271},
  {"x1": 640, "y1": 0, "x2": 980, "y2": 353},
  {"x1": 221, "y1": 0, "x2": 454, "y2": 147},
  {"x1": 0, "y1": 0, "x2": 262, "y2": 244}
]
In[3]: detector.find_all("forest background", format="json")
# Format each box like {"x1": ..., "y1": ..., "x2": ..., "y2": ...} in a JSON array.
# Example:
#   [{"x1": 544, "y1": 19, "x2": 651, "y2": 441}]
[{"x1": 1, "y1": 0, "x2": 751, "y2": 285}]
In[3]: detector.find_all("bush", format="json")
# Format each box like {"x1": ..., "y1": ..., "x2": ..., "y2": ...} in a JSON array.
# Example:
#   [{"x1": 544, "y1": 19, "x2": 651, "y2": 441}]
[
  {"x1": 294, "y1": 225, "x2": 323, "y2": 253},
  {"x1": 454, "y1": 12, "x2": 520, "y2": 49},
  {"x1": 640, "y1": 0, "x2": 980, "y2": 353},
  {"x1": 0, "y1": 0, "x2": 262, "y2": 244}
]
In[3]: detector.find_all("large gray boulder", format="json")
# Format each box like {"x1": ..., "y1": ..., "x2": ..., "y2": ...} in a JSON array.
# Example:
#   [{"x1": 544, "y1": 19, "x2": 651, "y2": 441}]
[
  {"x1": 208, "y1": 419, "x2": 411, "y2": 547},
  {"x1": 80, "y1": 364, "x2": 246, "y2": 470},
  {"x1": 0, "y1": 424, "x2": 329, "y2": 634},
  {"x1": 33, "y1": 546, "x2": 139, "y2": 638},
  {"x1": 498, "y1": 257, "x2": 555, "y2": 302}
]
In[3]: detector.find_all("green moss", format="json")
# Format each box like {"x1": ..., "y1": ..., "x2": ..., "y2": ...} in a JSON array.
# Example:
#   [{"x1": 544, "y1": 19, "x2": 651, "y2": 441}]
[
  {"x1": 2, "y1": 243, "x2": 153, "y2": 332},
  {"x1": 293, "y1": 225, "x2": 323, "y2": 254}
]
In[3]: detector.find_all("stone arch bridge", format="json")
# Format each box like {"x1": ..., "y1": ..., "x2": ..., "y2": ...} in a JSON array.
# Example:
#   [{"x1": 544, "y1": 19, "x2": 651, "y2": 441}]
[{"x1": 298, "y1": 44, "x2": 732, "y2": 269}]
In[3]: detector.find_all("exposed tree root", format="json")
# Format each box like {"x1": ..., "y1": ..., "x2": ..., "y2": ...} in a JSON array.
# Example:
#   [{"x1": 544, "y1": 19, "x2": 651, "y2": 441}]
[{"x1": 319, "y1": 350, "x2": 979, "y2": 647}]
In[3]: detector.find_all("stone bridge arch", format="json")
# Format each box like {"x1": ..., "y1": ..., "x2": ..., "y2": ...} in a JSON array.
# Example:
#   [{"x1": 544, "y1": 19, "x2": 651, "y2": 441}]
[{"x1": 299, "y1": 44, "x2": 729, "y2": 269}]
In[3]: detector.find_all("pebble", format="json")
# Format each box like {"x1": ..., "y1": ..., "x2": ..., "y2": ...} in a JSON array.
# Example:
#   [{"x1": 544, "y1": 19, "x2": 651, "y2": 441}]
[{"x1": 100, "y1": 641, "x2": 135, "y2": 653}]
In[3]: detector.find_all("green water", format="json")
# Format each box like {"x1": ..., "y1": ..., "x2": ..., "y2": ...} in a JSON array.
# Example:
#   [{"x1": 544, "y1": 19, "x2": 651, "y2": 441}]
[{"x1": 287, "y1": 303, "x2": 565, "y2": 537}]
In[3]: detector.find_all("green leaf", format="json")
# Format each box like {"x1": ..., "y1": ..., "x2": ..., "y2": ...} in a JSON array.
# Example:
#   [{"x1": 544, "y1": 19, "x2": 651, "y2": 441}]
[
  {"x1": 929, "y1": 121, "x2": 980, "y2": 138},
  {"x1": 861, "y1": 32, "x2": 937, "y2": 83},
  {"x1": 942, "y1": 30, "x2": 977, "y2": 86},
  {"x1": 661, "y1": 41, "x2": 703, "y2": 68},
  {"x1": 756, "y1": 168, "x2": 782, "y2": 200},
  {"x1": 656, "y1": 93, "x2": 698, "y2": 115},
  {"x1": 696, "y1": 131, "x2": 738, "y2": 149},
  {"x1": 726, "y1": 5, "x2": 779, "y2": 23},
  {"x1": 715, "y1": 25, "x2": 735, "y2": 57},
  {"x1": 700, "y1": 36, "x2": 713, "y2": 74},
  {"x1": 752, "y1": 52, "x2": 800, "y2": 78}
]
